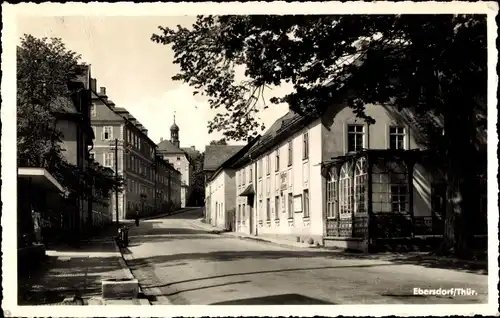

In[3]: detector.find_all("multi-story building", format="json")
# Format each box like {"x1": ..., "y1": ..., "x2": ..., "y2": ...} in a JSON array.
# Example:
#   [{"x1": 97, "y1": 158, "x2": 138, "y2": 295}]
[
  {"x1": 155, "y1": 155, "x2": 182, "y2": 213},
  {"x1": 157, "y1": 118, "x2": 194, "y2": 208},
  {"x1": 230, "y1": 100, "x2": 442, "y2": 252},
  {"x1": 54, "y1": 64, "x2": 94, "y2": 232},
  {"x1": 89, "y1": 79, "x2": 170, "y2": 219}
]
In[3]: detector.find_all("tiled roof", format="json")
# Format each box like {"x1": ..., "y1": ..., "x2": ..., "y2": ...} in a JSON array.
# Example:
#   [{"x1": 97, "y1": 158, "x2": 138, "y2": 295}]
[
  {"x1": 157, "y1": 139, "x2": 184, "y2": 154},
  {"x1": 248, "y1": 110, "x2": 302, "y2": 153},
  {"x1": 203, "y1": 145, "x2": 245, "y2": 171}
]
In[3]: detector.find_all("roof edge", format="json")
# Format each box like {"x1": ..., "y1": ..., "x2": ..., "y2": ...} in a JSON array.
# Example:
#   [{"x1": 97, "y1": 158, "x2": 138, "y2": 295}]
[{"x1": 207, "y1": 137, "x2": 261, "y2": 183}]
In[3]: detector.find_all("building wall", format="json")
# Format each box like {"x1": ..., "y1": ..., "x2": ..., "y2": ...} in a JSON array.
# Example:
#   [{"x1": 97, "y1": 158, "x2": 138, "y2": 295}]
[
  {"x1": 57, "y1": 119, "x2": 78, "y2": 165},
  {"x1": 321, "y1": 103, "x2": 432, "y2": 219},
  {"x1": 161, "y1": 152, "x2": 191, "y2": 207},
  {"x1": 91, "y1": 99, "x2": 158, "y2": 219},
  {"x1": 235, "y1": 120, "x2": 323, "y2": 241},
  {"x1": 232, "y1": 103, "x2": 432, "y2": 243},
  {"x1": 206, "y1": 169, "x2": 237, "y2": 229}
]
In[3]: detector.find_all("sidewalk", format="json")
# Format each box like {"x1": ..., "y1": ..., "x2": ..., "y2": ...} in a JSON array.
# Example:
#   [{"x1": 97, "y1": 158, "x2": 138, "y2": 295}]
[
  {"x1": 189, "y1": 218, "x2": 488, "y2": 275},
  {"x1": 18, "y1": 224, "x2": 149, "y2": 305},
  {"x1": 188, "y1": 217, "x2": 315, "y2": 249},
  {"x1": 143, "y1": 207, "x2": 200, "y2": 221}
]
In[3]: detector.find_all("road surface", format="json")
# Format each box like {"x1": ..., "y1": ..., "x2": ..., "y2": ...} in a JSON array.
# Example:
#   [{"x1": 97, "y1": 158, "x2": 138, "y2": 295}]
[{"x1": 124, "y1": 208, "x2": 488, "y2": 305}]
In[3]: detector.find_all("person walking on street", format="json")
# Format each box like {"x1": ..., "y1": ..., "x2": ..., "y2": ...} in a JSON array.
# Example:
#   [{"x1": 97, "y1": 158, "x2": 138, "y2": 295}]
[{"x1": 135, "y1": 210, "x2": 140, "y2": 227}]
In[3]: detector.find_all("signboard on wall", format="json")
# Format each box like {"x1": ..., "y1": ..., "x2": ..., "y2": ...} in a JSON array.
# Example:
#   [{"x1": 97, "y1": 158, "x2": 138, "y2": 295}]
[{"x1": 293, "y1": 194, "x2": 302, "y2": 213}]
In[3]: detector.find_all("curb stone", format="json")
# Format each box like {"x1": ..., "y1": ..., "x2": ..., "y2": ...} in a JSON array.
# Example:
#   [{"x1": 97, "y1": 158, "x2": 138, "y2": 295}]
[
  {"x1": 112, "y1": 239, "x2": 151, "y2": 305},
  {"x1": 119, "y1": 244, "x2": 173, "y2": 305}
]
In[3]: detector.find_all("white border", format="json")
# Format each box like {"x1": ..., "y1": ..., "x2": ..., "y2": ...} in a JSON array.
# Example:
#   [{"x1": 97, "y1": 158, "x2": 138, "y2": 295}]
[{"x1": 2, "y1": 2, "x2": 499, "y2": 317}]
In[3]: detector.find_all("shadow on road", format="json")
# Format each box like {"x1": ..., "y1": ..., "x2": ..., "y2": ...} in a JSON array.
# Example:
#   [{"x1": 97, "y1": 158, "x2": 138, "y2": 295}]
[
  {"x1": 165, "y1": 280, "x2": 252, "y2": 297},
  {"x1": 210, "y1": 293, "x2": 335, "y2": 305},
  {"x1": 144, "y1": 263, "x2": 402, "y2": 290},
  {"x1": 128, "y1": 234, "x2": 220, "y2": 245}
]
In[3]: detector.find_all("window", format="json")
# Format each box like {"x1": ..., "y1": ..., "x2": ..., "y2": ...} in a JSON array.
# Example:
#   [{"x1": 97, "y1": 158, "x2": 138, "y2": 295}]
[
  {"x1": 275, "y1": 196, "x2": 280, "y2": 219},
  {"x1": 391, "y1": 184, "x2": 408, "y2": 213},
  {"x1": 91, "y1": 103, "x2": 96, "y2": 117},
  {"x1": 288, "y1": 141, "x2": 293, "y2": 166},
  {"x1": 104, "y1": 152, "x2": 114, "y2": 167},
  {"x1": 303, "y1": 132, "x2": 309, "y2": 160},
  {"x1": 249, "y1": 167, "x2": 253, "y2": 184},
  {"x1": 242, "y1": 168, "x2": 246, "y2": 186},
  {"x1": 288, "y1": 193, "x2": 294, "y2": 218},
  {"x1": 266, "y1": 155, "x2": 270, "y2": 175},
  {"x1": 259, "y1": 159, "x2": 263, "y2": 178},
  {"x1": 326, "y1": 168, "x2": 338, "y2": 219},
  {"x1": 347, "y1": 124, "x2": 364, "y2": 152},
  {"x1": 275, "y1": 149, "x2": 280, "y2": 172},
  {"x1": 103, "y1": 126, "x2": 113, "y2": 140},
  {"x1": 354, "y1": 158, "x2": 367, "y2": 214},
  {"x1": 303, "y1": 189, "x2": 310, "y2": 218},
  {"x1": 242, "y1": 204, "x2": 246, "y2": 221},
  {"x1": 131, "y1": 180, "x2": 135, "y2": 194},
  {"x1": 389, "y1": 126, "x2": 406, "y2": 150},
  {"x1": 266, "y1": 198, "x2": 271, "y2": 221}
]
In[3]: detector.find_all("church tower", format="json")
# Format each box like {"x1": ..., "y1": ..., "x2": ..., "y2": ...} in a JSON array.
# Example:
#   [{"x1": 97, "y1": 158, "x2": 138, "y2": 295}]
[{"x1": 170, "y1": 113, "x2": 180, "y2": 148}]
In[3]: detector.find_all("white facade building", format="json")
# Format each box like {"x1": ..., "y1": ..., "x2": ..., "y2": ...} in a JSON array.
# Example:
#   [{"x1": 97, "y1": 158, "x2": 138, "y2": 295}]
[{"x1": 231, "y1": 102, "x2": 437, "y2": 251}]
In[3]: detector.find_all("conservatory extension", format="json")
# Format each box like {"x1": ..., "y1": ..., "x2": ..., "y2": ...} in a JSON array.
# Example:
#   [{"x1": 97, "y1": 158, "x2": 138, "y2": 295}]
[{"x1": 322, "y1": 149, "x2": 444, "y2": 249}]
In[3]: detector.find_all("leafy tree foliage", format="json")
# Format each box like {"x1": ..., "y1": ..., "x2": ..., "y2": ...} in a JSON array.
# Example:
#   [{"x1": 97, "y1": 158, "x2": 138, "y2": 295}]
[{"x1": 153, "y1": 15, "x2": 487, "y2": 257}]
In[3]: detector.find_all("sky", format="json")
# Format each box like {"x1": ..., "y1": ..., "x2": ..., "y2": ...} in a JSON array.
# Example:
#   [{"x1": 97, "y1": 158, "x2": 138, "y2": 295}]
[{"x1": 16, "y1": 15, "x2": 290, "y2": 151}]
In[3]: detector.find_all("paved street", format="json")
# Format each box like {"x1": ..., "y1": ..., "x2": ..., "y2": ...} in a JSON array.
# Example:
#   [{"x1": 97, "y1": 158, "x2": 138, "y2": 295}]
[{"x1": 124, "y1": 208, "x2": 488, "y2": 305}]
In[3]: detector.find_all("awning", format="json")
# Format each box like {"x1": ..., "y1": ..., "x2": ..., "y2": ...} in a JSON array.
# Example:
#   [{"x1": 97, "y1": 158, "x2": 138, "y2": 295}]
[
  {"x1": 17, "y1": 167, "x2": 66, "y2": 194},
  {"x1": 239, "y1": 184, "x2": 255, "y2": 197}
]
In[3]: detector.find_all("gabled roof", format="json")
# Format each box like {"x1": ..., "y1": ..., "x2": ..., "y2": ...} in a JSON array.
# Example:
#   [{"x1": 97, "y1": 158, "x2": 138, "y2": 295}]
[
  {"x1": 203, "y1": 145, "x2": 245, "y2": 172},
  {"x1": 157, "y1": 139, "x2": 185, "y2": 154},
  {"x1": 206, "y1": 137, "x2": 261, "y2": 182}
]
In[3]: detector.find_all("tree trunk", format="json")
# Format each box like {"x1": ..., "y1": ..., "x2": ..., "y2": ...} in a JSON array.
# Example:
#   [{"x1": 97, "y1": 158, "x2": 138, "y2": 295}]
[{"x1": 440, "y1": 107, "x2": 477, "y2": 258}]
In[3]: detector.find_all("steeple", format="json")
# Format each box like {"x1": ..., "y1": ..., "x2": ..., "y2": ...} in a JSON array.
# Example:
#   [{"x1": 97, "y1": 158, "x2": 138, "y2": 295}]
[{"x1": 170, "y1": 112, "x2": 180, "y2": 148}]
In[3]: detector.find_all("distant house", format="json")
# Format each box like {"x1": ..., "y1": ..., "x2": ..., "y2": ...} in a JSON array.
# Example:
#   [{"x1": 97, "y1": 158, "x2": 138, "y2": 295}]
[{"x1": 202, "y1": 144, "x2": 246, "y2": 224}]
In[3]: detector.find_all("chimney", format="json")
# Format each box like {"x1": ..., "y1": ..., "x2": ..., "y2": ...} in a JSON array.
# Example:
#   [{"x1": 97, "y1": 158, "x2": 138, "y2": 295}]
[
  {"x1": 100, "y1": 87, "x2": 106, "y2": 96},
  {"x1": 90, "y1": 78, "x2": 97, "y2": 92},
  {"x1": 160, "y1": 137, "x2": 163, "y2": 142}
]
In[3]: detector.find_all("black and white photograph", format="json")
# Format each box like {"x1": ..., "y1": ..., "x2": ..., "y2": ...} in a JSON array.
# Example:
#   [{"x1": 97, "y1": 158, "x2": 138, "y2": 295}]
[{"x1": 1, "y1": 2, "x2": 498, "y2": 317}]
